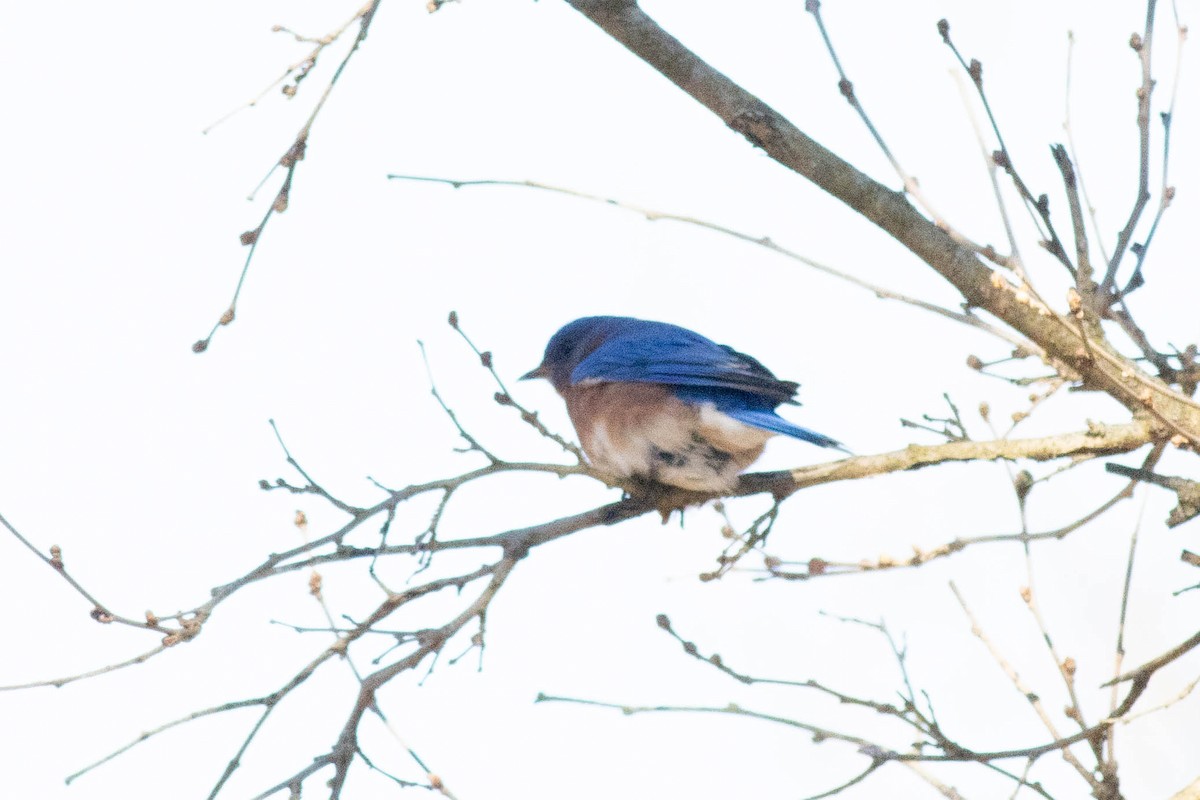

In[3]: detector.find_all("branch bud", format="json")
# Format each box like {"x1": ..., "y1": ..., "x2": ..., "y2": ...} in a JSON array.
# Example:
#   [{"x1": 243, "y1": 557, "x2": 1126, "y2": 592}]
[
  {"x1": 1067, "y1": 287, "x2": 1082, "y2": 315},
  {"x1": 968, "y1": 58, "x2": 983, "y2": 87},
  {"x1": 937, "y1": 19, "x2": 950, "y2": 44},
  {"x1": 1013, "y1": 470, "x2": 1033, "y2": 502},
  {"x1": 279, "y1": 138, "x2": 307, "y2": 168}
]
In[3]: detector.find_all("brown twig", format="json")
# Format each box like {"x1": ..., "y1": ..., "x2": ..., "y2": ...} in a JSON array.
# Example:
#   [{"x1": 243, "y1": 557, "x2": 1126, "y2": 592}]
[
  {"x1": 194, "y1": 1, "x2": 382, "y2": 354},
  {"x1": 390, "y1": 175, "x2": 1045, "y2": 359},
  {"x1": 0, "y1": 510, "x2": 173, "y2": 635},
  {"x1": 1101, "y1": 0, "x2": 1159, "y2": 295},
  {"x1": 938, "y1": 21, "x2": 1075, "y2": 275},
  {"x1": 1051, "y1": 145, "x2": 1097, "y2": 311},
  {"x1": 1104, "y1": 629, "x2": 1200, "y2": 688},
  {"x1": 803, "y1": 2, "x2": 1006, "y2": 268},
  {"x1": 447, "y1": 311, "x2": 587, "y2": 462},
  {"x1": 1107, "y1": 502, "x2": 1144, "y2": 767},
  {"x1": 949, "y1": 581, "x2": 1100, "y2": 790}
]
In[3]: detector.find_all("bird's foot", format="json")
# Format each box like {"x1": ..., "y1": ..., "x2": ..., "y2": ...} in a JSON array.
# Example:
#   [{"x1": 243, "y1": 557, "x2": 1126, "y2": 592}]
[{"x1": 620, "y1": 476, "x2": 714, "y2": 524}]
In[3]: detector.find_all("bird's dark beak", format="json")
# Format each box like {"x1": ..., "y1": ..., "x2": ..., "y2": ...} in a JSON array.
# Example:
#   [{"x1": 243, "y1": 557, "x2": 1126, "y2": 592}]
[{"x1": 520, "y1": 363, "x2": 549, "y2": 381}]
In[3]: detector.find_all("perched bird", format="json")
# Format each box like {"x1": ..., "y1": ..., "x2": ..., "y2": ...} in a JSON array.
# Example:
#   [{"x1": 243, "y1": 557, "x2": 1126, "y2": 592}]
[{"x1": 522, "y1": 316, "x2": 843, "y2": 493}]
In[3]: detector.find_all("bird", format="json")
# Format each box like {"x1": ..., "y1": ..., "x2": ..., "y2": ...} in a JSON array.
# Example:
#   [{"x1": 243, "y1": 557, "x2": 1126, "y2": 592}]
[{"x1": 521, "y1": 316, "x2": 843, "y2": 493}]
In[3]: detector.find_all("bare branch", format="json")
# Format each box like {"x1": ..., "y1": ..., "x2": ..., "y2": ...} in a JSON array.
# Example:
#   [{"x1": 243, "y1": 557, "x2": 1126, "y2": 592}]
[
  {"x1": 1102, "y1": 0, "x2": 1159, "y2": 294},
  {"x1": 1104, "y1": 629, "x2": 1200, "y2": 688},
  {"x1": 1107, "y1": 502, "x2": 1144, "y2": 768},
  {"x1": 194, "y1": 1, "x2": 382, "y2": 353},
  {"x1": 804, "y1": 3, "x2": 1006, "y2": 268},
  {"x1": 950, "y1": 581, "x2": 1100, "y2": 789},
  {"x1": 390, "y1": 175, "x2": 1042, "y2": 358},
  {"x1": 939, "y1": 20, "x2": 1075, "y2": 275},
  {"x1": 0, "y1": 510, "x2": 172, "y2": 635}
]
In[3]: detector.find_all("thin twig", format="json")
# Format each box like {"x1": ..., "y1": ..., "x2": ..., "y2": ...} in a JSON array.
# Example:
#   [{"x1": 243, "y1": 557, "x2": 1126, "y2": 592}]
[
  {"x1": 951, "y1": 68, "x2": 1026, "y2": 281},
  {"x1": 805, "y1": 2, "x2": 1004, "y2": 267},
  {"x1": 939, "y1": 20, "x2": 1075, "y2": 274},
  {"x1": 195, "y1": 1, "x2": 382, "y2": 353},
  {"x1": 1063, "y1": 30, "x2": 1112, "y2": 269},
  {"x1": 1108, "y1": 498, "x2": 1144, "y2": 766},
  {"x1": 1105, "y1": 629, "x2": 1200, "y2": 687},
  {"x1": 0, "y1": 511, "x2": 172, "y2": 635},
  {"x1": 448, "y1": 311, "x2": 587, "y2": 462},
  {"x1": 1101, "y1": 0, "x2": 1158, "y2": 293},
  {"x1": 391, "y1": 175, "x2": 1046, "y2": 359},
  {"x1": 949, "y1": 581, "x2": 1100, "y2": 789}
]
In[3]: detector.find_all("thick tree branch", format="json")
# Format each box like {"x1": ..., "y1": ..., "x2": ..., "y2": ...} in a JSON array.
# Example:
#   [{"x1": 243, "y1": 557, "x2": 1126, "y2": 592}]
[{"x1": 734, "y1": 420, "x2": 1154, "y2": 500}]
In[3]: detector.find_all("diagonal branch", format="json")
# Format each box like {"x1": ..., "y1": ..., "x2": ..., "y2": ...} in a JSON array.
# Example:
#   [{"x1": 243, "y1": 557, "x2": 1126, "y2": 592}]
[
  {"x1": 390, "y1": 174, "x2": 1044, "y2": 359},
  {"x1": 194, "y1": 0, "x2": 382, "y2": 354},
  {"x1": 1101, "y1": 0, "x2": 1159, "y2": 294}
]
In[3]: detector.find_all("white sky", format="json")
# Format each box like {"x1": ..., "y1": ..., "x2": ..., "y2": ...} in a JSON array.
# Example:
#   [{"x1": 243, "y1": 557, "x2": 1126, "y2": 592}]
[{"x1": 1, "y1": 1, "x2": 1197, "y2": 798}]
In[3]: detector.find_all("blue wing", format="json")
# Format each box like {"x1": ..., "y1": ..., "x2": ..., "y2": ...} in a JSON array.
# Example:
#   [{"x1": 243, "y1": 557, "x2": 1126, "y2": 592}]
[{"x1": 570, "y1": 318, "x2": 799, "y2": 405}]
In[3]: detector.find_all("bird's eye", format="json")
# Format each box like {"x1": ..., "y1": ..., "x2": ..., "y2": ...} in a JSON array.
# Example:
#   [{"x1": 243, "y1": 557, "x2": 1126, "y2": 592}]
[{"x1": 547, "y1": 333, "x2": 581, "y2": 363}]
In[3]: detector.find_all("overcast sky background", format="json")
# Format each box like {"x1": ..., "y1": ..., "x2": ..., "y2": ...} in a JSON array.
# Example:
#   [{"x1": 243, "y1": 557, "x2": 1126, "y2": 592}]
[{"x1": 1, "y1": 1, "x2": 1197, "y2": 798}]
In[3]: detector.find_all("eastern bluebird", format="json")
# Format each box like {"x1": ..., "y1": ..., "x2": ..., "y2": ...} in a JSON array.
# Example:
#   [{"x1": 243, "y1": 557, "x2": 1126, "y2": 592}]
[{"x1": 522, "y1": 316, "x2": 843, "y2": 493}]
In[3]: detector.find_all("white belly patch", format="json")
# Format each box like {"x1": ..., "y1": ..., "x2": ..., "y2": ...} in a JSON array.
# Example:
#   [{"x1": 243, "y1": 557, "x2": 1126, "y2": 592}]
[{"x1": 584, "y1": 402, "x2": 772, "y2": 492}]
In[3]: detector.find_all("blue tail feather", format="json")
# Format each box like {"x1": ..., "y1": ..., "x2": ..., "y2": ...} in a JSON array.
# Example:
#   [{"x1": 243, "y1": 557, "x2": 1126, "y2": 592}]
[{"x1": 725, "y1": 409, "x2": 847, "y2": 452}]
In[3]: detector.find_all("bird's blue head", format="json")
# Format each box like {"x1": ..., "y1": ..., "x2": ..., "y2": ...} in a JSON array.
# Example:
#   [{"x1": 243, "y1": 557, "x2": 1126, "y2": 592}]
[{"x1": 521, "y1": 316, "x2": 632, "y2": 390}]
